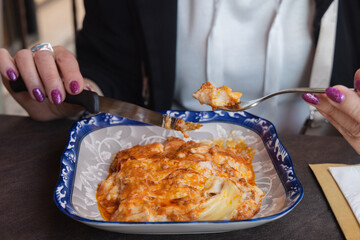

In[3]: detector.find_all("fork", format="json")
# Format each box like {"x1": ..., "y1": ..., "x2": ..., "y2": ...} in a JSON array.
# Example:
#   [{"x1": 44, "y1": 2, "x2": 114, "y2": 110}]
[{"x1": 217, "y1": 87, "x2": 355, "y2": 112}]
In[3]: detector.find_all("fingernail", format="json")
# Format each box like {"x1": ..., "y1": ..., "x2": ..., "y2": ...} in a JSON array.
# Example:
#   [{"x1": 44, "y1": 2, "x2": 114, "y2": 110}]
[
  {"x1": 355, "y1": 79, "x2": 360, "y2": 91},
  {"x1": 32, "y1": 88, "x2": 45, "y2": 102},
  {"x1": 302, "y1": 93, "x2": 320, "y2": 105},
  {"x1": 6, "y1": 69, "x2": 17, "y2": 81},
  {"x1": 325, "y1": 87, "x2": 345, "y2": 103},
  {"x1": 70, "y1": 80, "x2": 80, "y2": 94},
  {"x1": 51, "y1": 89, "x2": 62, "y2": 105}
]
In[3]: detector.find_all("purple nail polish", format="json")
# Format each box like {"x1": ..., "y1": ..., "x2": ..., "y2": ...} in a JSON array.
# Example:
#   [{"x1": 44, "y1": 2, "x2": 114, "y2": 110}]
[
  {"x1": 302, "y1": 93, "x2": 320, "y2": 105},
  {"x1": 70, "y1": 81, "x2": 80, "y2": 94},
  {"x1": 325, "y1": 87, "x2": 345, "y2": 103},
  {"x1": 355, "y1": 79, "x2": 360, "y2": 91},
  {"x1": 32, "y1": 88, "x2": 45, "y2": 102},
  {"x1": 6, "y1": 69, "x2": 17, "y2": 81},
  {"x1": 51, "y1": 89, "x2": 62, "y2": 105}
]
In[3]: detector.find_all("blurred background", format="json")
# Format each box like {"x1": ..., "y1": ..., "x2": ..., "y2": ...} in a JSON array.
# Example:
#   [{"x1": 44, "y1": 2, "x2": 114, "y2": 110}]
[{"x1": 0, "y1": 0, "x2": 85, "y2": 116}]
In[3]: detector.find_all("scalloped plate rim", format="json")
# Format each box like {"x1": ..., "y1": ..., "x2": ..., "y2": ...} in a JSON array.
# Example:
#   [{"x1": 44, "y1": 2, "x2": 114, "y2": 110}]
[{"x1": 53, "y1": 110, "x2": 303, "y2": 232}]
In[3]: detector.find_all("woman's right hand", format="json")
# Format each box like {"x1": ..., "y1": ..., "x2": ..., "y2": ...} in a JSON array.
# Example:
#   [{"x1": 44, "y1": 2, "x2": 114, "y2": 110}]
[{"x1": 0, "y1": 45, "x2": 86, "y2": 121}]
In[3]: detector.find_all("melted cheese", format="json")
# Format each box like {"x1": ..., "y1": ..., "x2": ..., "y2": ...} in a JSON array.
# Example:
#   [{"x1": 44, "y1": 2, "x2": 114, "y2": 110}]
[
  {"x1": 97, "y1": 137, "x2": 264, "y2": 222},
  {"x1": 164, "y1": 116, "x2": 202, "y2": 138}
]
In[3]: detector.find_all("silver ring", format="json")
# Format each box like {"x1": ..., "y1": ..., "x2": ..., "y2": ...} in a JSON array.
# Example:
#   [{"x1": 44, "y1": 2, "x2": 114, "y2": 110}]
[{"x1": 31, "y1": 42, "x2": 54, "y2": 56}]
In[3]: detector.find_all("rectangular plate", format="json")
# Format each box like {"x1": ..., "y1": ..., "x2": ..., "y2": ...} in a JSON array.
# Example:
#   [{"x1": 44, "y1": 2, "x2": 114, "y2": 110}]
[{"x1": 54, "y1": 110, "x2": 303, "y2": 234}]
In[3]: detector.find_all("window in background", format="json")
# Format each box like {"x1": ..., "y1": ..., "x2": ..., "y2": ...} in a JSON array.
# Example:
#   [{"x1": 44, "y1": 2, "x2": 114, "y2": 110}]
[
  {"x1": 0, "y1": 0, "x2": 84, "y2": 116},
  {"x1": 2, "y1": 0, "x2": 38, "y2": 54}
]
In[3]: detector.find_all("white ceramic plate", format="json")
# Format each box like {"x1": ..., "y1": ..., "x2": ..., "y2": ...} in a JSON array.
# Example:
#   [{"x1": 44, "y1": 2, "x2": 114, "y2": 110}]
[{"x1": 54, "y1": 110, "x2": 303, "y2": 234}]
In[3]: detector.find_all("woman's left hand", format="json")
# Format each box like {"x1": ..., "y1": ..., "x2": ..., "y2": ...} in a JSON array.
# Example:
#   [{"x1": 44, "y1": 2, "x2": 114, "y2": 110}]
[{"x1": 302, "y1": 69, "x2": 360, "y2": 154}]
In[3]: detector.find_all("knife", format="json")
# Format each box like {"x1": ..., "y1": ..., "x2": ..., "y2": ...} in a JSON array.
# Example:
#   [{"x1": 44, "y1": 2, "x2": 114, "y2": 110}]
[{"x1": 9, "y1": 77, "x2": 202, "y2": 135}]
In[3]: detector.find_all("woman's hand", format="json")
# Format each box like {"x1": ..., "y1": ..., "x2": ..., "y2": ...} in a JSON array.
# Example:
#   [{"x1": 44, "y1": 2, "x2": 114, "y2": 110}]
[
  {"x1": 302, "y1": 69, "x2": 360, "y2": 154},
  {"x1": 0, "y1": 45, "x2": 86, "y2": 121}
]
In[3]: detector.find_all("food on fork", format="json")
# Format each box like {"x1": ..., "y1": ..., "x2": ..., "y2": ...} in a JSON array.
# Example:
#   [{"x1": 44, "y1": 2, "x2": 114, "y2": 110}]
[
  {"x1": 193, "y1": 82, "x2": 242, "y2": 110},
  {"x1": 96, "y1": 137, "x2": 264, "y2": 222}
]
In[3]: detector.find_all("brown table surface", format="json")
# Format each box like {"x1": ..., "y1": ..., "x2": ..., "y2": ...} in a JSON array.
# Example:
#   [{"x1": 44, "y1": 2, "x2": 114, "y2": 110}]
[{"x1": 0, "y1": 114, "x2": 359, "y2": 240}]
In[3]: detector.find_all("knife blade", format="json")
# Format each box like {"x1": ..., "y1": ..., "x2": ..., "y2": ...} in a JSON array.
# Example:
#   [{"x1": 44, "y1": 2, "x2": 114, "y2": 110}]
[
  {"x1": 65, "y1": 91, "x2": 203, "y2": 135},
  {"x1": 9, "y1": 77, "x2": 202, "y2": 135}
]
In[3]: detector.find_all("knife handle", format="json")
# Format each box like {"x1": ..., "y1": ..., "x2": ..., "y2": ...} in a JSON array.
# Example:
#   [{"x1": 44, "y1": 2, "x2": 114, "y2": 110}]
[
  {"x1": 65, "y1": 90, "x2": 100, "y2": 114},
  {"x1": 9, "y1": 76, "x2": 100, "y2": 114}
]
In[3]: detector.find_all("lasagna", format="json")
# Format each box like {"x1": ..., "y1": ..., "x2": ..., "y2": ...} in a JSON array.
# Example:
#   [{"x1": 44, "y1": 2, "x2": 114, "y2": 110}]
[
  {"x1": 193, "y1": 82, "x2": 242, "y2": 110},
  {"x1": 164, "y1": 116, "x2": 202, "y2": 138},
  {"x1": 97, "y1": 137, "x2": 264, "y2": 222}
]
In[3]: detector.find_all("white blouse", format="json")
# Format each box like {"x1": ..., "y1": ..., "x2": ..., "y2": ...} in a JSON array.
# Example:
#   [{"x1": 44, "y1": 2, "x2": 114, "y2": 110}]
[{"x1": 174, "y1": 0, "x2": 316, "y2": 134}]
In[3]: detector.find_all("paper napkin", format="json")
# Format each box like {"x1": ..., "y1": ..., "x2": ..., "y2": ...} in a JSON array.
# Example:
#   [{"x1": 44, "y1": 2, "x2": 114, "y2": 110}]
[
  {"x1": 309, "y1": 163, "x2": 360, "y2": 240},
  {"x1": 328, "y1": 165, "x2": 360, "y2": 224}
]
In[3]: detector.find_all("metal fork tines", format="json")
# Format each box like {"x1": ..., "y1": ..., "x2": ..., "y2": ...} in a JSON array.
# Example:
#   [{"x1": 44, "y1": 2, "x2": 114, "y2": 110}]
[{"x1": 217, "y1": 88, "x2": 331, "y2": 112}]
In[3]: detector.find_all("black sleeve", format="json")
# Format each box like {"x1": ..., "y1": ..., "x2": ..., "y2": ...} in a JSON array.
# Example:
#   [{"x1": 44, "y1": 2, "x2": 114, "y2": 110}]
[
  {"x1": 76, "y1": 0, "x2": 144, "y2": 106},
  {"x1": 331, "y1": 0, "x2": 360, "y2": 88}
]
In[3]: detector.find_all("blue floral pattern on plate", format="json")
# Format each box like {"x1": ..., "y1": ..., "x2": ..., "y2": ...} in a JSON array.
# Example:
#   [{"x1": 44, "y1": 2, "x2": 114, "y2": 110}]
[{"x1": 54, "y1": 110, "x2": 303, "y2": 234}]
